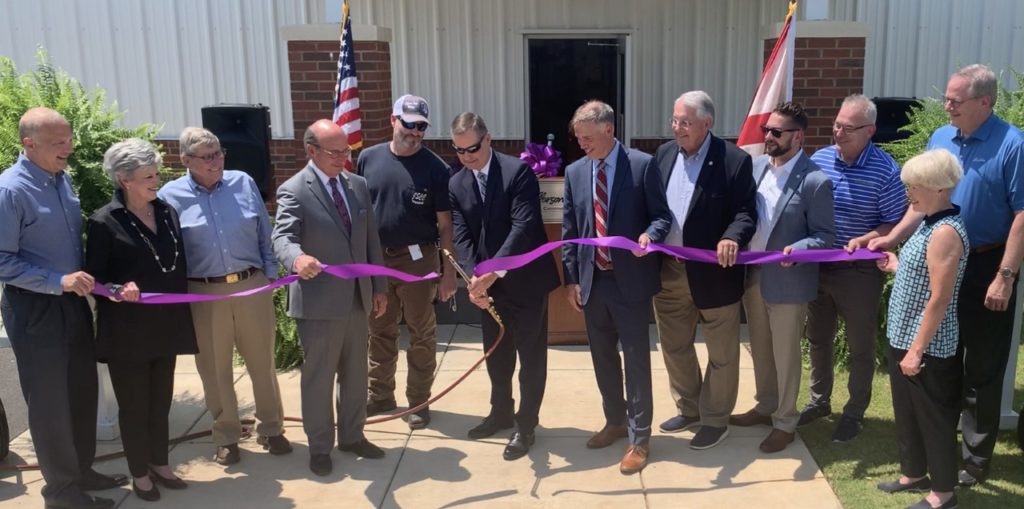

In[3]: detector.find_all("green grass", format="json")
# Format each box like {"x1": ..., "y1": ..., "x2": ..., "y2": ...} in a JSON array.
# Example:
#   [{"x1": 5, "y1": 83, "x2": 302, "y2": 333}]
[{"x1": 800, "y1": 345, "x2": 1024, "y2": 507}]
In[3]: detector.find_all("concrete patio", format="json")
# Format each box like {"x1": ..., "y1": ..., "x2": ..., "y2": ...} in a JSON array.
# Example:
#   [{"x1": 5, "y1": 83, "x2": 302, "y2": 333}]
[{"x1": 0, "y1": 324, "x2": 840, "y2": 508}]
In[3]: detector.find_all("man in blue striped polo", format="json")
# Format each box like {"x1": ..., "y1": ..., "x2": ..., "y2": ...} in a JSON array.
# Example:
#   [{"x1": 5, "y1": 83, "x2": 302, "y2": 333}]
[{"x1": 801, "y1": 95, "x2": 907, "y2": 442}]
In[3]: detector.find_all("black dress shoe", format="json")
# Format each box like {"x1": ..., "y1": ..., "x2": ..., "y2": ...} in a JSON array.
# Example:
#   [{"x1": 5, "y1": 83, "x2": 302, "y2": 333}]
[
  {"x1": 877, "y1": 476, "x2": 930, "y2": 493},
  {"x1": 148, "y1": 469, "x2": 188, "y2": 490},
  {"x1": 958, "y1": 467, "x2": 986, "y2": 487},
  {"x1": 309, "y1": 454, "x2": 333, "y2": 476},
  {"x1": 79, "y1": 469, "x2": 129, "y2": 491},
  {"x1": 503, "y1": 431, "x2": 535, "y2": 461},
  {"x1": 44, "y1": 494, "x2": 115, "y2": 509},
  {"x1": 257, "y1": 434, "x2": 294, "y2": 455},
  {"x1": 132, "y1": 479, "x2": 161, "y2": 502},
  {"x1": 468, "y1": 413, "x2": 515, "y2": 439},
  {"x1": 338, "y1": 438, "x2": 385, "y2": 459}
]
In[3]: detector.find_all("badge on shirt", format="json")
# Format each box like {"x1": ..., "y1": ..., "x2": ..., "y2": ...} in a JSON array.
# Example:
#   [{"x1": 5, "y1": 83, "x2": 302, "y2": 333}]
[
  {"x1": 408, "y1": 244, "x2": 423, "y2": 260},
  {"x1": 412, "y1": 190, "x2": 428, "y2": 206}
]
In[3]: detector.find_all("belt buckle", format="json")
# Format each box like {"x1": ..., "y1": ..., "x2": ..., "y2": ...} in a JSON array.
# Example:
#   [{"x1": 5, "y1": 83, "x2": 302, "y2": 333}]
[{"x1": 225, "y1": 273, "x2": 240, "y2": 284}]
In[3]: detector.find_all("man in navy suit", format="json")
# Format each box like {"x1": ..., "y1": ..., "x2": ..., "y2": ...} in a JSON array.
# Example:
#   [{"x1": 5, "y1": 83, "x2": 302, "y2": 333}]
[
  {"x1": 562, "y1": 100, "x2": 672, "y2": 474},
  {"x1": 448, "y1": 112, "x2": 560, "y2": 461},
  {"x1": 651, "y1": 91, "x2": 757, "y2": 450}
]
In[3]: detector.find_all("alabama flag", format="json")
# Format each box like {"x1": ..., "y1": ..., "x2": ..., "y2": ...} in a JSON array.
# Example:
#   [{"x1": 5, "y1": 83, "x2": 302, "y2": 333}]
[{"x1": 737, "y1": 0, "x2": 797, "y2": 156}]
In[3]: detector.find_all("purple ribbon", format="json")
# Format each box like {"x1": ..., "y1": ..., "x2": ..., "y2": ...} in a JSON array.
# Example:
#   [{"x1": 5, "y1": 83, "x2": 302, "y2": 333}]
[
  {"x1": 92, "y1": 237, "x2": 883, "y2": 304},
  {"x1": 475, "y1": 236, "x2": 883, "y2": 275},
  {"x1": 520, "y1": 143, "x2": 562, "y2": 178},
  {"x1": 92, "y1": 264, "x2": 440, "y2": 305}
]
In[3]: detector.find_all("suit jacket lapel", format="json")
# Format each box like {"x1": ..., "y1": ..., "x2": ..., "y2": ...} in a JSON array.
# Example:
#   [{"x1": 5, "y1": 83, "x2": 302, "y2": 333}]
[
  {"x1": 684, "y1": 135, "x2": 720, "y2": 221},
  {"x1": 767, "y1": 154, "x2": 809, "y2": 236},
  {"x1": 337, "y1": 172, "x2": 356, "y2": 241},
  {"x1": 608, "y1": 146, "x2": 629, "y2": 219},
  {"x1": 305, "y1": 165, "x2": 349, "y2": 238}
]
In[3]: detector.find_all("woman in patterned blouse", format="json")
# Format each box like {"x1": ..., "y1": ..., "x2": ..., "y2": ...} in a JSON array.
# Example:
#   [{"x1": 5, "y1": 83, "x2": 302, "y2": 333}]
[{"x1": 873, "y1": 149, "x2": 969, "y2": 509}]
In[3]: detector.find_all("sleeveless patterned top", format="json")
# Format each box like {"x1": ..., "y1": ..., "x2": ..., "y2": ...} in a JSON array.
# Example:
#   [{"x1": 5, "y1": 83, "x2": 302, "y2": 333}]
[{"x1": 886, "y1": 206, "x2": 970, "y2": 358}]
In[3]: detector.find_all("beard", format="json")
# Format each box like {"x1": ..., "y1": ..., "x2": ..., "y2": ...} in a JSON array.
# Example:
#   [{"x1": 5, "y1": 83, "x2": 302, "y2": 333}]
[{"x1": 765, "y1": 141, "x2": 790, "y2": 158}]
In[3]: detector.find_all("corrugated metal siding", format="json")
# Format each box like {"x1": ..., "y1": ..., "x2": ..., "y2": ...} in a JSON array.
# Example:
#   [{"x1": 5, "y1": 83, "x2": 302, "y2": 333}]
[
  {"x1": 831, "y1": 0, "x2": 1024, "y2": 98},
  {"x1": 350, "y1": 0, "x2": 795, "y2": 139},
  {"x1": 0, "y1": 0, "x2": 315, "y2": 138}
]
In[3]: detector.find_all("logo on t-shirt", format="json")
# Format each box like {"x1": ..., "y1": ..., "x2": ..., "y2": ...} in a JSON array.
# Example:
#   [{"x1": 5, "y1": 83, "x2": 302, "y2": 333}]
[{"x1": 412, "y1": 190, "x2": 428, "y2": 205}]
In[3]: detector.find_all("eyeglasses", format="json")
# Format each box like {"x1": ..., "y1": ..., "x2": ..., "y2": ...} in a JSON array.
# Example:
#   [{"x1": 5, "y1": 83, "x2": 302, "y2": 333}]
[
  {"x1": 671, "y1": 117, "x2": 696, "y2": 128},
  {"x1": 833, "y1": 123, "x2": 872, "y2": 133},
  {"x1": 397, "y1": 117, "x2": 429, "y2": 132},
  {"x1": 942, "y1": 96, "x2": 978, "y2": 108},
  {"x1": 760, "y1": 125, "x2": 800, "y2": 138},
  {"x1": 310, "y1": 144, "x2": 352, "y2": 159},
  {"x1": 452, "y1": 137, "x2": 485, "y2": 155},
  {"x1": 188, "y1": 149, "x2": 226, "y2": 163}
]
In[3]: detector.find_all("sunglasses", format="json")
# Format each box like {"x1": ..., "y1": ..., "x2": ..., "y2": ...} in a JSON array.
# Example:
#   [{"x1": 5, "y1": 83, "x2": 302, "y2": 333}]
[
  {"x1": 760, "y1": 125, "x2": 800, "y2": 138},
  {"x1": 452, "y1": 137, "x2": 485, "y2": 155},
  {"x1": 397, "y1": 117, "x2": 429, "y2": 132}
]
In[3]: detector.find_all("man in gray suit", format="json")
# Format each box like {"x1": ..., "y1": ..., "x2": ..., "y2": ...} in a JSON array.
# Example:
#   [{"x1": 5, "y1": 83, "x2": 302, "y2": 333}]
[
  {"x1": 729, "y1": 102, "x2": 835, "y2": 453},
  {"x1": 273, "y1": 119, "x2": 388, "y2": 476}
]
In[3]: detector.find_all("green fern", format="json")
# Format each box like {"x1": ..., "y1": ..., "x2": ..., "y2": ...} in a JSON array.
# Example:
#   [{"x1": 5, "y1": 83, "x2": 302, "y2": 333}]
[{"x1": 0, "y1": 48, "x2": 161, "y2": 218}]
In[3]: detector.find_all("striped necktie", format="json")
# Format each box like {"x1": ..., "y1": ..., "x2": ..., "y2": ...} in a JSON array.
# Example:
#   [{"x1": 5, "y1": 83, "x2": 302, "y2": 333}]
[
  {"x1": 477, "y1": 171, "x2": 487, "y2": 203},
  {"x1": 594, "y1": 159, "x2": 612, "y2": 270}
]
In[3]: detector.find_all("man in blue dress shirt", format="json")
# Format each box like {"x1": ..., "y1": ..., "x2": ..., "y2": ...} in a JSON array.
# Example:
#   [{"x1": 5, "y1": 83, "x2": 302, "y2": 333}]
[
  {"x1": 159, "y1": 127, "x2": 290, "y2": 466},
  {"x1": 0, "y1": 107, "x2": 126, "y2": 509}
]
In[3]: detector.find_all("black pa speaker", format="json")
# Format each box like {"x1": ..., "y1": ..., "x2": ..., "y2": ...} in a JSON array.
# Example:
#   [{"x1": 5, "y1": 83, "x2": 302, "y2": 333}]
[{"x1": 201, "y1": 104, "x2": 272, "y2": 200}]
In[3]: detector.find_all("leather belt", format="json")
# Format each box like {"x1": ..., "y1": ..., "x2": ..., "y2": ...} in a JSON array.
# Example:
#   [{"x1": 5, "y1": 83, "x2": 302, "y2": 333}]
[
  {"x1": 189, "y1": 267, "x2": 260, "y2": 284},
  {"x1": 971, "y1": 242, "x2": 1005, "y2": 255}
]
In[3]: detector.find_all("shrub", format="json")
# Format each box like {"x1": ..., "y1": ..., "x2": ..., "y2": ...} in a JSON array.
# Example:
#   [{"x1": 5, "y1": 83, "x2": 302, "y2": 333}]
[
  {"x1": 0, "y1": 49, "x2": 161, "y2": 218},
  {"x1": 273, "y1": 267, "x2": 303, "y2": 370}
]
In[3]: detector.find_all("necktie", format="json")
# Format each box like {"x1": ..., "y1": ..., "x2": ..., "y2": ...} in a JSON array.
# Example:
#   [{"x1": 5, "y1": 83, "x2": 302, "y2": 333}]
[
  {"x1": 328, "y1": 177, "x2": 352, "y2": 234},
  {"x1": 477, "y1": 171, "x2": 488, "y2": 203},
  {"x1": 594, "y1": 159, "x2": 612, "y2": 270}
]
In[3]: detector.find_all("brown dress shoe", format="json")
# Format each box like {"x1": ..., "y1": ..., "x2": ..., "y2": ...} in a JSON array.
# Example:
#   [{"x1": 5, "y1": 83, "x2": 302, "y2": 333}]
[
  {"x1": 759, "y1": 428, "x2": 795, "y2": 453},
  {"x1": 619, "y1": 443, "x2": 649, "y2": 475},
  {"x1": 586, "y1": 424, "x2": 628, "y2": 449},
  {"x1": 729, "y1": 408, "x2": 772, "y2": 427}
]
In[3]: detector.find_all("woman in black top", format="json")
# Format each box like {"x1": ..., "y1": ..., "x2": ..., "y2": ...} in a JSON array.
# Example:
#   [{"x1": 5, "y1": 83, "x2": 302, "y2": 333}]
[{"x1": 85, "y1": 139, "x2": 198, "y2": 502}]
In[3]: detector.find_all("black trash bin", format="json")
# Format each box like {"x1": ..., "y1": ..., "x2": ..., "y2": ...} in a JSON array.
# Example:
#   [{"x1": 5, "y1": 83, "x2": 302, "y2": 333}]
[{"x1": 872, "y1": 97, "x2": 919, "y2": 144}]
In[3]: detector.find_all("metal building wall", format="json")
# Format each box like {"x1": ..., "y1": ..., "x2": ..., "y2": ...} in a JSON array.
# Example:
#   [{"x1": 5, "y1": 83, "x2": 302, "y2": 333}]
[
  {"x1": 0, "y1": 0, "x2": 318, "y2": 139},
  {"x1": 348, "y1": 0, "x2": 796, "y2": 139},
  {"x1": 830, "y1": 0, "x2": 1024, "y2": 98}
]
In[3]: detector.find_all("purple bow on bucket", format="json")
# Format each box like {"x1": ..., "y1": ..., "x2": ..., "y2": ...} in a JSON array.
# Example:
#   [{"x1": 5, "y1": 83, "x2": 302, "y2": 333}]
[{"x1": 520, "y1": 143, "x2": 562, "y2": 178}]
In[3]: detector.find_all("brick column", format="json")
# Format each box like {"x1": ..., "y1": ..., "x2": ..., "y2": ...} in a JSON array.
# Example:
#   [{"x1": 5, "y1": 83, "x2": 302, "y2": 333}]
[
  {"x1": 763, "y1": 21, "x2": 868, "y2": 153},
  {"x1": 280, "y1": 23, "x2": 393, "y2": 188}
]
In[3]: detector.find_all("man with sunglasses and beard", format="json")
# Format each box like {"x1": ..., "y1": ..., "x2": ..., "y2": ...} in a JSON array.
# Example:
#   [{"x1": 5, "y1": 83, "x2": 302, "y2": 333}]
[
  {"x1": 446, "y1": 112, "x2": 560, "y2": 460},
  {"x1": 357, "y1": 94, "x2": 457, "y2": 430}
]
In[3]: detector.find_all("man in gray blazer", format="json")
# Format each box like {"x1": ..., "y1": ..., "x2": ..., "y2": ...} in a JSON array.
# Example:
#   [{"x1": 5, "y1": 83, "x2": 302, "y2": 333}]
[
  {"x1": 729, "y1": 102, "x2": 835, "y2": 453},
  {"x1": 273, "y1": 119, "x2": 388, "y2": 476}
]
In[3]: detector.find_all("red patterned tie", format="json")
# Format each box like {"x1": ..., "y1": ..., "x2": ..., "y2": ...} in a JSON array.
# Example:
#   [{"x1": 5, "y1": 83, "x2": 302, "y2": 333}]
[{"x1": 594, "y1": 159, "x2": 612, "y2": 270}]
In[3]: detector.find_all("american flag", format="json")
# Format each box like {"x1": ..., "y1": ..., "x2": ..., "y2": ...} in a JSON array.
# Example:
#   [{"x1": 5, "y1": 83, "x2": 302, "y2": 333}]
[{"x1": 333, "y1": 0, "x2": 363, "y2": 151}]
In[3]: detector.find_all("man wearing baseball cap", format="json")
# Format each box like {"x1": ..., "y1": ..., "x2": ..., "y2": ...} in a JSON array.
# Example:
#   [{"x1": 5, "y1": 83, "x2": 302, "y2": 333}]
[{"x1": 357, "y1": 94, "x2": 457, "y2": 429}]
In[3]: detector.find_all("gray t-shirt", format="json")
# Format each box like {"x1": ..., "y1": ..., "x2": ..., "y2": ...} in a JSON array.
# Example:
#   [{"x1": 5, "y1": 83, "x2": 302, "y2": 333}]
[{"x1": 357, "y1": 143, "x2": 451, "y2": 248}]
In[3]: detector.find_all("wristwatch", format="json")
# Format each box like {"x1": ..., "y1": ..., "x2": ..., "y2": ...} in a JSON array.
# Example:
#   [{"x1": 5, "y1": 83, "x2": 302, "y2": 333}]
[{"x1": 998, "y1": 266, "x2": 1018, "y2": 280}]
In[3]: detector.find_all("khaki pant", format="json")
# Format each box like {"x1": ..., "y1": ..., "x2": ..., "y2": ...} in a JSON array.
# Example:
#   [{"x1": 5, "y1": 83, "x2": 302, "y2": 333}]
[
  {"x1": 189, "y1": 273, "x2": 284, "y2": 446},
  {"x1": 367, "y1": 244, "x2": 440, "y2": 406},
  {"x1": 741, "y1": 267, "x2": 807, "y2": 432},
  {"x1": 653, "y1": 259, "x2": 741, "y2": 427}
]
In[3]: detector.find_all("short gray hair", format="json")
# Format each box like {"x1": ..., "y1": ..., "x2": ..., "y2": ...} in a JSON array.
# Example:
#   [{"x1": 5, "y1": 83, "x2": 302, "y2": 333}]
[
  {"x1": 179, "y1": 127, "x2": 221, "y2": 156},
  {"x1": 954, "y1": 64, "x2": 998, "y2": 107},
  {"x1": 841, "y1": 94, "x2": 877, "y2": 124},
  {"x1": 103, "y1": 138, "x2": 162, "y2": 190},
  {"x1": 570, "y1": 100, "x2": 615, "y2": 129},
  {"x1": 901, "y1": 149, "x2": 962, "y2": 190},
  {"x1": 675, "y1": 90, "x2": 716, "y2": 123},
  {"x1": 451, "y1": 112, "x2": 488, "y2": 137}
]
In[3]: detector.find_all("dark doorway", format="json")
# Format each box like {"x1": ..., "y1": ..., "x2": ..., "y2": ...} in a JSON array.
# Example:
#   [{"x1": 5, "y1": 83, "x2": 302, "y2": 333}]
[{"x1": 526, "y1": 36, "x2": 626, "y2": 169}]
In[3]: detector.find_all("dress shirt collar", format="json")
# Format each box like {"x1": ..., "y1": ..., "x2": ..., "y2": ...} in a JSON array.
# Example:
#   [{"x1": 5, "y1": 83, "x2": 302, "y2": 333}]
[
  {"x1": 769, "y1": 152, "x2": 801, "y2": 177},
  {"x1": 953, "y1": 112, "x2": 998, "y2": 143},
  {"x1": 186, "y1": 169, "x2": 223, "y2": 193},
  {"x1": 834, "y1": 141, "x2": 875, "y2": 169},
  {"x1": 17, "y1": 153, "x2": 65, "y2": 185},
  {"x1": 594, "y1": 141, "x2": 623, "y2": 170},
  {"x1": 679, "y1": 133, "x2": 712, "y2": 161},
  {"x1": 309, "y1": 159, "x2": 345, "y2": 192},
  {"x1": 471, "y1": 149, "x2": 494, "y2": 179}
]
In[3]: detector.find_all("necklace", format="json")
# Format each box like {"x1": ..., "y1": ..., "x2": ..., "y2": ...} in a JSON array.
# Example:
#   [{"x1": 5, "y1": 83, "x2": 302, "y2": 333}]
[{"x1": 126, "y1": 212, "x2": 180, "y2": 273}]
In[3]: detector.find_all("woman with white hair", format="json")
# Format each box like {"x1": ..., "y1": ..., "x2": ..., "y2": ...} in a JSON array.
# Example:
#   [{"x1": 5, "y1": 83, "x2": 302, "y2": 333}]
[
  {"x1": 85, "y1": 138, "x2": 197, "y2": 502},
  {"x1": 875, "y1": 149, "x2": 968, "y2": 509}
]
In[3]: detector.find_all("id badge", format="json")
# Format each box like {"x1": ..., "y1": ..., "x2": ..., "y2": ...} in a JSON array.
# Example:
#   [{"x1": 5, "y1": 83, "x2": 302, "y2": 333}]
[{"x1": 408, "y1": 244, "x2": 423, "y2": 261}]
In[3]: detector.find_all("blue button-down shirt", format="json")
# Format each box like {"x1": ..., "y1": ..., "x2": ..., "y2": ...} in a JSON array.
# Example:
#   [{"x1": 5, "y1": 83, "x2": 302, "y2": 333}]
[
  {"x1": 158, "y1": 170, "x2": 277, "y2": 279},
  {"x1": 927, "y1": 114, "x2": 1024, "y2": 247},
  {"x1": 591, "y1": 141, "x2": 623, "y2": 200},
  {"x1": 0, "y1": 154, "x2": 83, "y2": 294}
]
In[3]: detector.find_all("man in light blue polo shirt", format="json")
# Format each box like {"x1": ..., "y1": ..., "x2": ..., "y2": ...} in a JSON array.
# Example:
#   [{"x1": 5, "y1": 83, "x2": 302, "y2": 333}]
[
  {"x1": 159, "y1": 127, "x2": 290, "y2": 466},
  {"x1": 871, "y1": 64, "x2": 1024, "y2": 487},
  {"x1": 800, "y1": 95, "x2": 906, "y2": 443}
]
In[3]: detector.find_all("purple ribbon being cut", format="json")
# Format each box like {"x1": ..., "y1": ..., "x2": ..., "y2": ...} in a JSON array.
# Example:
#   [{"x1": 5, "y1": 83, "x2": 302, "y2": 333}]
[
  {"x1": 92, "y1": 264, "x2": 440, "y2": 304},
  {"x1": 93, "y1": 237, "x2": 884, "y2": 304},
  {"x1": 475, "y1": 236, "x2": 884, "y2": 275},
  {"x1": 520, "y1": 143, "x2": 562, "y2": 178}
]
